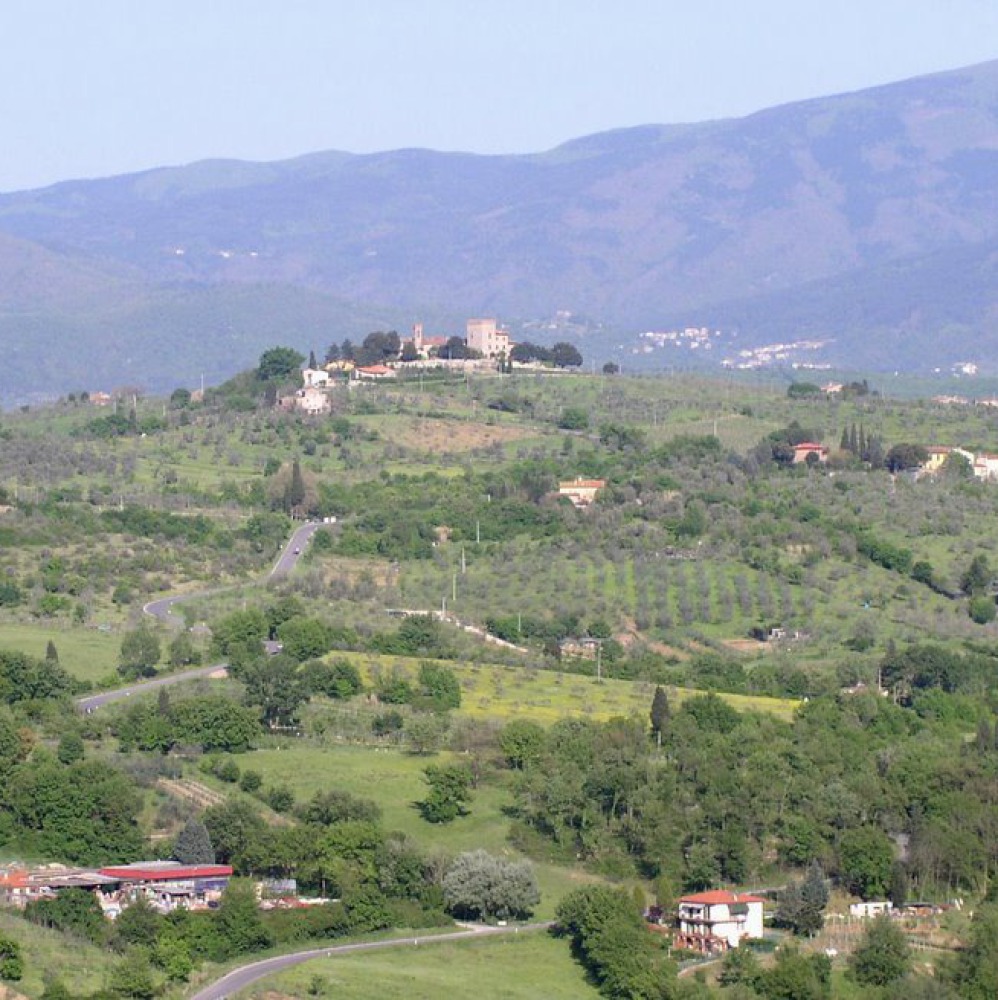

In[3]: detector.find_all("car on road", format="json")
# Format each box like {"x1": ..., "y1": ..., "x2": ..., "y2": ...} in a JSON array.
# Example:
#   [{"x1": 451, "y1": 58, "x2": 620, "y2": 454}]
[{"x1": 294, "y1": 547, "x2": 301, "y2": 555}]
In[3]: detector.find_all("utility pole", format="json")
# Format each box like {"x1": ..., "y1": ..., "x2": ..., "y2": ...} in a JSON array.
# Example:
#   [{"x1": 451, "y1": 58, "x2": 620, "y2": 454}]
[
  {"x1": 461, "y1": 546, "x2": 466, "y2": 574},
  {"x1": 596, "y1": 641, "x2": 603, "y2": 684}
]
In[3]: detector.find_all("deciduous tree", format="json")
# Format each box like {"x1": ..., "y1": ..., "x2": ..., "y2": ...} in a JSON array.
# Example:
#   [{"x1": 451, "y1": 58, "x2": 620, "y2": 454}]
[
  {"x1": 119, "y1": 625, "x2": 161, "y2": 679},
  {"x1": 442, "y1": 850, "x2": 539, "y2": 920},
  {"x1": 419, "y1": 763, "x2": 472, "y2": 822},
  {"x1": 848, "y1": 915, "x2": 911, "y2": 987}
]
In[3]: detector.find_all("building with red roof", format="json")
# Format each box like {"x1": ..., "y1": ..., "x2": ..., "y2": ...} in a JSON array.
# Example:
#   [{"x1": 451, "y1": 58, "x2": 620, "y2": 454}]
[
  {"x1": 675, "y1": 890, "x2": 766, "y2": 952},
  {"x1": 792, "y1": 442, "x2": 828, "y2": 464}
]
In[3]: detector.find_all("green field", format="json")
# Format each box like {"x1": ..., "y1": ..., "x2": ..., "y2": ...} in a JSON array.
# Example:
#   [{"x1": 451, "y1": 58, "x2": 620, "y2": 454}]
[
  {"x1": 215, "y1": 743, "x2": 599, "y2": 919},
  {"x1": 233, "y1": 928, "x2": 600, "y2": 1000},
  {"x1": 0, "y1": 621, "x2": 121, "y2": 683},
  {"x1": 237, "y1": 744, "x2": 508, "y2": 854}
]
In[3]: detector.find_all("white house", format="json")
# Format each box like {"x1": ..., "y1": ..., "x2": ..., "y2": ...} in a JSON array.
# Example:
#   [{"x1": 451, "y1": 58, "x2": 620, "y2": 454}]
[
  {"x1": 973, "y1": 453, "x2": 998, "y2": 481},
  {"x1": 302, "y1": 368, "x2": 330, "y2": 388},
  {"x1": 676, "y1": 890, "x2": 766, "y2": 952}
]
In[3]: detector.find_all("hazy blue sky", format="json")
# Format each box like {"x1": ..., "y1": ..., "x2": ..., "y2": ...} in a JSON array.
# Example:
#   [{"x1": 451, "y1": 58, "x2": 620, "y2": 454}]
[{"x1": 2, "y1": 0, "x2": 997, "y2": 192}]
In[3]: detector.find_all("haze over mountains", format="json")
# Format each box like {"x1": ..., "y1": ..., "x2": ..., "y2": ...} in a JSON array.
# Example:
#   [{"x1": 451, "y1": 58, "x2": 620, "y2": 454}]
[{"x1": 2, "y1": 59, "x2": 998, "y2": 400}]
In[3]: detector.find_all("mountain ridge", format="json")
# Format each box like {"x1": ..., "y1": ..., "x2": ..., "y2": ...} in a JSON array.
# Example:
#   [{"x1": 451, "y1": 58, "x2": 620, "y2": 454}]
[{"x1": 2, "y1": 59, "x2": 998, "y2": 398}]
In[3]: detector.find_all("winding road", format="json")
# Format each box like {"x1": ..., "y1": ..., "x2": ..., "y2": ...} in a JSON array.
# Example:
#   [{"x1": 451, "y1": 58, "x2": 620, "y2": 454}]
[
  {"x1": 75, "y1": 521, "x2": 320, "y2": 712},
  {"x1": 189, "y1": 923, "x2": 551, "y2": 1000}
]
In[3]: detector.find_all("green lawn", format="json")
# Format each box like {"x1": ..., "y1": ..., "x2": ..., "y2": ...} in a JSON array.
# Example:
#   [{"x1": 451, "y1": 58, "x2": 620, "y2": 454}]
[
  {"x1": 233, "y1": 929, "x2": 599, "y2": 1000},
  {"x1": 0, "y1": 621, "x2": 121, "y2": 683},
  {"x1": 229, "y1": 744, "x2": 511, "y2": 855}
]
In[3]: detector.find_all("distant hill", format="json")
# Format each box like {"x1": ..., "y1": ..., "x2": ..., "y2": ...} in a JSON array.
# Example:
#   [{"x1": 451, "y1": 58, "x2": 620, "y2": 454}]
[{"x1": 2, "y1": 60, "x2": 998, "y2": 398}]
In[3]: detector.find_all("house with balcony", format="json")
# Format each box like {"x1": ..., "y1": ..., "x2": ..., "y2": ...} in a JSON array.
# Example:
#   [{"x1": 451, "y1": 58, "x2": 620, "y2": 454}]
[{"x1": 675, "y1": 890, "x2": 765, "y2": 953}]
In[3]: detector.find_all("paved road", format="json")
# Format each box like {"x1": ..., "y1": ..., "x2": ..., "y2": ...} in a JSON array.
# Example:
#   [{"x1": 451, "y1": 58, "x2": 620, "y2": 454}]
[
  {"x1": 76, "y1": 664, "x2": 227, "y2": 712},
  {"x1": 268, "y1": 520, "x2": 322, "y2": 580},
  {"x1": 189, "y1": 923, "x2": 550, "y2": 1000},
  {"x1": 77, "y1": 522, "x2": 320, "y2": 712},
  {"x1": 144, "y1": 521, "x2": 321, "y2": 626}
]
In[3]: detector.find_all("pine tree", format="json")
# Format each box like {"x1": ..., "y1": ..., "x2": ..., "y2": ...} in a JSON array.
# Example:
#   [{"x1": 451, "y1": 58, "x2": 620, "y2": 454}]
[
  {"x1": 308, "y1": 349, "x2": 318, "y2": 369},
  {"x1": 858, "y1": 425, "x2": 867, "y2": 461},
  {"x1": 173, "y1": 817, "x2": 215, "y2": 865},
  {"x1": 839, "y1": 428, "x2": 849, "y2": 452},
  {"x1": 848, "y1": 423, "x2": 858, "y2": 454},
  {"x1": 45, "y1": 640, "x2": 59, "y2": 663}
]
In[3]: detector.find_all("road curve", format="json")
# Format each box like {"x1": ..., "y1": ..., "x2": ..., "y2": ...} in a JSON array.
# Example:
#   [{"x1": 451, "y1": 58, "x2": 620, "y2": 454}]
[
  {"x1": 78, "y1": 522, "x2": 321, "y2": 712},
  {"x1": 188, "y1": 923, "x2": 551, "y2": 1000},
  {"x1": 144, "y1": 521, "x2": 321, "y2": 627}
]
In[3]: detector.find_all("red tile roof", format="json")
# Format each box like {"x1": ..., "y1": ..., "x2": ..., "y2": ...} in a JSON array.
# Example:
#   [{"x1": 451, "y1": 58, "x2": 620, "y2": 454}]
[
  {"x1": 559, "y1": 479, "x2": 606, "y2": 490},
  {"x1": 679, "y1": 890, "x2": 766, "y2": 905},
  {"x1": 99, "y1": 864, "x2": 232, "y2": 882}
]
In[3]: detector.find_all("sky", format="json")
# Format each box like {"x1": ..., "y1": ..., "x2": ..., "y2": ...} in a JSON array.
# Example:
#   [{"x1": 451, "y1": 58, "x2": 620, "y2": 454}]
[{"x1": 1, "y1": 0, "x2": 997, "y2": 192}]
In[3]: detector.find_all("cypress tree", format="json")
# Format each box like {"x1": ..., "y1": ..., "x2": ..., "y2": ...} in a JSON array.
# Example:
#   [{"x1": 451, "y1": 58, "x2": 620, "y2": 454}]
[
  {"x1": 650, "y1": 685, "x2": 670, "y2": 742},
  {"x1": 285, "y1": 459, "x2": 306, "y2": 513}
]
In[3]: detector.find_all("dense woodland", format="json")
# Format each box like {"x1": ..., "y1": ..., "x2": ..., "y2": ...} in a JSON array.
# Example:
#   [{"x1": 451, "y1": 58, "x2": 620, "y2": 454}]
[{"x1": 3, "y1": 359, "x2": 998, "y2": 996}]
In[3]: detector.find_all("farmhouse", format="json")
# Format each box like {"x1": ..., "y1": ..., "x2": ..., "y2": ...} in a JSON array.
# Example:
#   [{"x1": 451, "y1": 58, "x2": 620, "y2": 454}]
[
  {"x1": 973, "y1": 453, "x2": 998, "y2": 482},
  {"x1": 279, "y1": 385, "x2": 331, "y2": 415},
  {"x1": 98, "y1": 861, "x2": 232, "y2": 916},
  {"x1": 0, "y1": 861, "x2": 232, "y2": 918},
  {"x1": 675, "y1": 890, "x2": 766, "y2": 952},
  {"x1": 353, "y1": 364, "x2": 397, "y2": 381},
  {"x1": 922, "y1": 446, "x2": 952, "y2": 474},
  {"x1": 559, "y1": 637, "x2": 601, "y2": 660},
  {"x1": 558, "y1": 477, "x2": 606, "y2": 507},
  {"x1": 792, "y1": 442, "x2": 828, "y2": 464}
]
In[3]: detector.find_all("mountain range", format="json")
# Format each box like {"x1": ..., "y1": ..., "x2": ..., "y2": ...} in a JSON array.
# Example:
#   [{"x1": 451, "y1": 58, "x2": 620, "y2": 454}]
[{"x1": 2, "y1": 59, "x2": 998, "y2": 400}]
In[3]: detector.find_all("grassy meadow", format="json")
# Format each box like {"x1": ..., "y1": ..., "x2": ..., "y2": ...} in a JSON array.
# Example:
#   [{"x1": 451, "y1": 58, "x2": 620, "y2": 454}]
[
  {"x1": 0, "y1": 621, "x2": 121, "y2": 684},
  {"x1": 231, "y1": 930, "x2": 600, "y2": 1000}
]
